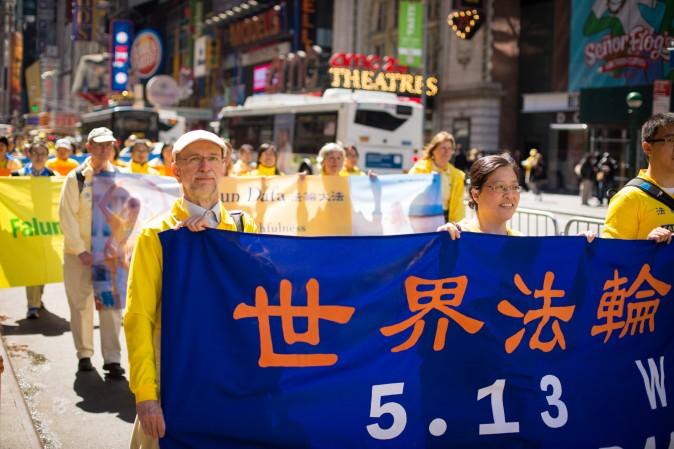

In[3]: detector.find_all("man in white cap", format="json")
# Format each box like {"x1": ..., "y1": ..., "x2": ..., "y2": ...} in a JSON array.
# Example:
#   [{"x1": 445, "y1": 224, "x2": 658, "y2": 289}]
[
  {"x1": 59, "y1": 127, "x2": 125, "y2": 377},
  {"x1": 46, "y1": 138, "x2": 79, "y2": 176},
  {"x1": 124, "y1": 130, "x2": 257, "y2": 448}
]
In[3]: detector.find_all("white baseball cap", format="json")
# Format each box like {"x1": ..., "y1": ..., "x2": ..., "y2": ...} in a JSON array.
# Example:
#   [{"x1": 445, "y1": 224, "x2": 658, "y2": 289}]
[
  {"x1": 87, "y1": 127, "x2": 116, "y2": 143},
  {"x1": 55, "y1": 138, "x2": 73, "y2": 150},
  {"x1": 172, "y1": 130, "x2": 227, "y2": 157}
]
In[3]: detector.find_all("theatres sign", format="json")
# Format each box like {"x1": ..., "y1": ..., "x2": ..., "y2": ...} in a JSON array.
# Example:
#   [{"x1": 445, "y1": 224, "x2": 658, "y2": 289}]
[{"x1": 328, "y1": 53, "x2": 438, "y2": 96}]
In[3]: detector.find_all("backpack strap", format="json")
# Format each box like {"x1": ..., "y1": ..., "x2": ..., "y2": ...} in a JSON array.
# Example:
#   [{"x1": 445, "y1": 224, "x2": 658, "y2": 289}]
[
  {"x1": 229, "y1": 210, "x2": 244, "y2": 232},
  {"x1": 75, "y1": 164, "x2": 86, "y2": 193},
  {"x1": 625, "y1": 177, "x2": 674, "y2": 211}
]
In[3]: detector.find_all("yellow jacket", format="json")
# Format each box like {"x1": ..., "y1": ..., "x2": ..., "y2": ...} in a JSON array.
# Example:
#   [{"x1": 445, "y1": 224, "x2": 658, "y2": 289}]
[
  {"x1": 46, "y1": 157, "x2": 79, "y2": 176},
  {"x1": 339, "y1": 166, "x2": 365, "y2": 176},
  {"x1": 123, "y1": 161, "x2": 160, "y2": 175},
  {"x1": 58, "y1": 160, "x2": 117, "y2": 256},
  {"x1": 602, "y1": 170, "x2": 674, "y2": 239},
  {"x1": 124, "y1": 198, "x2": 258, "y2": 402},
  {"x1": 409, "y1": 158, "x2": 466, "y2": 222},
  {"x1": 249, "y1": 164, "x2": 283, "y2": 176}
]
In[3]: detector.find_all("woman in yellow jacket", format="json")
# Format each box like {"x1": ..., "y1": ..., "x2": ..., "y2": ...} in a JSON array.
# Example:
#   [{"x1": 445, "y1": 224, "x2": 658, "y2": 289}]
[
  {"x1": 339, "y1": 144, "x2": 365, "y2": 176},
  {"x1": 409, "y1": 131, "x2": 465, "y2": 222},
  {"x1": 249, "y1": 143, "x2": 284, "y2": 176}
]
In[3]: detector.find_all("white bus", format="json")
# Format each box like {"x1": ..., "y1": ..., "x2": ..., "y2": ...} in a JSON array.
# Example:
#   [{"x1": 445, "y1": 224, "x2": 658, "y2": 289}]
[{"x1": 217, "y1": 88, "x2": 423, "y2": 173}]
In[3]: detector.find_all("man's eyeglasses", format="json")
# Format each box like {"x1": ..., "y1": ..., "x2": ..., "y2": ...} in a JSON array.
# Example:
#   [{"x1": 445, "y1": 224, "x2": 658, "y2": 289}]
[
  {"x1": 647, "y1": 136, "x2": 674, "y2": 145},
  {"x1": 485, "y1": 183, "x2": 522, "y2": 194},
  {"x1": 176, "y1": 154, "x2": 224, "y2": 167}
]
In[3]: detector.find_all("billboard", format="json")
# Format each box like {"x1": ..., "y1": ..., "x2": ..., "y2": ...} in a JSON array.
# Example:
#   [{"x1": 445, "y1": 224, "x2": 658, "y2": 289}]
[{"x1": 570, "y1": 0, "x2": 674, "y2": 90}]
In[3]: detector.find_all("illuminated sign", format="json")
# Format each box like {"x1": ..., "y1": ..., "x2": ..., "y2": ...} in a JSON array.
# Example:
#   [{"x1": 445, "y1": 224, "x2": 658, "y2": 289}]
[
  {"x1": 253, "y1": 63, "x2": 271, "y2": 92},
  {"x1": 448, "y1": 8, "x2": 483, "y2": 40},
  {"x1": 110, "y1": 20, "x2": 133, "y2": 92},
  {"x1": 328, "y1": 53, "x2": 438, "y2": 96},
  {"x1": 131, "y1": 29, "x2": 162, "y2": 79},
  {"x1": 328, "y1": 68, "x2": 438, "y2": 96},
  {"x1": 329, "y1": 53, "x2": 408, "y2": 73}
]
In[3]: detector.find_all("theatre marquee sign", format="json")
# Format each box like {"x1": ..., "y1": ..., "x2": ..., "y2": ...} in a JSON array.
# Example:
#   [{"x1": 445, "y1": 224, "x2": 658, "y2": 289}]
[{"x1": 328, "y1": 53, "x2": 438, "y2": 96}]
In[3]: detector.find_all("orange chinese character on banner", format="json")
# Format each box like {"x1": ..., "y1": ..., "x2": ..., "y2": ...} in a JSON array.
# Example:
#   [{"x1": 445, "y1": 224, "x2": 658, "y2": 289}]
[
  {"x1": 233, "y1": 278, "x2": 355, "y2": 368},
  {"x1": 591, "y1": 264, "x2": 671, "y2": 343},
  {"x1": 498, "y1": 271, "x2": 575, "y2": 353},
  {"x1": 379, "y1": 275, "x2": 484, "y2": 352}
]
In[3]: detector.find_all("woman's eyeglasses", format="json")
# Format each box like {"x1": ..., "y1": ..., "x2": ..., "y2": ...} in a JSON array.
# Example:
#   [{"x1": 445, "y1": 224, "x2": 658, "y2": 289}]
[{"x1": 485, "y1": 183, "x2": 522, "y2": 194}]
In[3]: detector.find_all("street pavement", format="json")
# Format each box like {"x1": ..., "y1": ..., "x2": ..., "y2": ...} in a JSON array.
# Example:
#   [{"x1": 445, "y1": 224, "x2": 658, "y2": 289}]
[
  {"x1": 1, "y1": 283, "x2": 134, "y2": 449},
  {"x1": 0, "y1": 191, "x2": 607, "y2": 449}
]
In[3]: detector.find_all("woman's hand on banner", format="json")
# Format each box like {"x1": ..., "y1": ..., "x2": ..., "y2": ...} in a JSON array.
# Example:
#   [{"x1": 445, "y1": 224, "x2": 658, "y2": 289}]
[{"x1": 437, "y1": 222, "x2": 461, "y2": 240}]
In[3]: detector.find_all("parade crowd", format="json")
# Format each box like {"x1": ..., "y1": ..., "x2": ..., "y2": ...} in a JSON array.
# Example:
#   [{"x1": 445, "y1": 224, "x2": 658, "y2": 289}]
[{"x1": 2, "y1": 111, "x2": 674, "y2": 449}]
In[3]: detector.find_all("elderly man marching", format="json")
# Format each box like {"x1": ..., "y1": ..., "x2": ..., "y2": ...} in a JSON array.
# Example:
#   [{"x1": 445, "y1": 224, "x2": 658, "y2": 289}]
[
  {"x1": 124, "y1": 130, "x2": 257, "y2": 448},
  {"x1": 59, "y1": 127, "x2": 125, "y2": 377}
]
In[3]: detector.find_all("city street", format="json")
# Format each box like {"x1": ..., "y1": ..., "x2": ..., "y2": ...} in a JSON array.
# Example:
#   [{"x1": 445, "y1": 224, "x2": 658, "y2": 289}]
[
  {"x1": 0, "y1": 191, "x2": 607, "y2": 449},
  {"x1": 1, "y1": 283, "x2": 134, "y2": 449}
]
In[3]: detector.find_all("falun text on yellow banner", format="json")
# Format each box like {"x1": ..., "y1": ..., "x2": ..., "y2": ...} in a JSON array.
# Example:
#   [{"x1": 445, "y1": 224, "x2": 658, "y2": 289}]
[{"x1": 0, "y1": 177, "x2": 65, "y2": 287}]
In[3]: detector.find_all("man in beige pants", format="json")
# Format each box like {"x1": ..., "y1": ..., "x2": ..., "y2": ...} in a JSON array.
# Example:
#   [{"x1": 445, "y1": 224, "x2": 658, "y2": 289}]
[{"x1": 59, "y1": 127, "x2": 124, "y2": 377}]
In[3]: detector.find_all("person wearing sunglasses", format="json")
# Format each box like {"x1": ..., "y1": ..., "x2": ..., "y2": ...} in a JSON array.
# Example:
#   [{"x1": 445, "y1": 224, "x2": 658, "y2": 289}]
[{"x1": 603, "y1": 113, "x2": 674, "y2": 243}]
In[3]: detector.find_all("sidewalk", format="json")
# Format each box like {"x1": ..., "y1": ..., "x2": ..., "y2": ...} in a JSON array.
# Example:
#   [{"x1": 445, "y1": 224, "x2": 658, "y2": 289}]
[
  {"x1": 517, "y1": 190, "x2": 608, "y2": 220},
  {"x1": 0, "y1": 328, "x2": 42, "y2": 449}
]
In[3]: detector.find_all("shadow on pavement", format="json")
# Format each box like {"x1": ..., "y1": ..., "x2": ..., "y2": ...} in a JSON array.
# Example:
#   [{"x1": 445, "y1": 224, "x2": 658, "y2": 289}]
[
  {"x1": 1, "y1": 308, "x2": 70, "y2": 337},
  {"x1": 74, "y1": 370, "x2": 136, "y2": 424}
]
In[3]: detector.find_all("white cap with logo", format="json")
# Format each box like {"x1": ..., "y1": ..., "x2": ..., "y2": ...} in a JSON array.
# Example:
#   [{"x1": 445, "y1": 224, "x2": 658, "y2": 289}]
[
  {"x1": 172, "y1": 130, "x2": 227, "y2": 157},
  {"x1": 87, "y1": 127, "x2": 117, "y2": 143},
  {"x1": 55, "y1": 138, "x2": 73, "y2": 150}
]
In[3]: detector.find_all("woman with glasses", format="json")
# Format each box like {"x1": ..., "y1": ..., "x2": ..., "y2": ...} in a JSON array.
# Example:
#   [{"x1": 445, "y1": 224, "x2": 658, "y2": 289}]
[
  {"x1": 438, "y1": 154, "x2": 521, "y2": 237},
  {"x1": 12, "y1": 142, "x2": 55, "y2": 318},
  {"x1": 439, "y1": 154, "x2": 596, "y2": 242},
  {"x1": 250, "y1": 143, "x2": 283, "y2": 176}
]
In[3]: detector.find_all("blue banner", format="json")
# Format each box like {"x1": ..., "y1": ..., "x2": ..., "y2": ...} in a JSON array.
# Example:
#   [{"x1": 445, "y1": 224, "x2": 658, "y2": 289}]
[
  {"x1": 570, "y1": 0, "x2": 674, "y2": 90},
  {"x1": 159, "y1": 230, "x2": 674, "y2": 448}
]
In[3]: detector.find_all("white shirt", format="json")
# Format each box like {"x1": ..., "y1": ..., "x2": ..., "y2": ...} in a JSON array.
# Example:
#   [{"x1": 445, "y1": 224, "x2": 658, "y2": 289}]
[{"x1": 183, "y1": 199, "x2": 221, "y2": 227}]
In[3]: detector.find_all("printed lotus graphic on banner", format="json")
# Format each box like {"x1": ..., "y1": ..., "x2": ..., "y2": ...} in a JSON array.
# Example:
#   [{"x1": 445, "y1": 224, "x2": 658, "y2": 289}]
[{"x1": 91, "y1": 173, "x2": 179, "y2": 309}]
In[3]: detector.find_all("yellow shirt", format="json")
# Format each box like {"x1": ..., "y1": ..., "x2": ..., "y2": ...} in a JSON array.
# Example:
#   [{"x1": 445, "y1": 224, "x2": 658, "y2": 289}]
[
  {"x1": 457, "y1": 218, "x2": 522, "y2": 236},
  {"x1": 602, "y1": 170, "x2": 674, "y2": 239},
  {"x1": 339, "y1": 166, "x2": 365, "y2": 176},
  {"x1": 46, "y1": 157, "x2": 79, "y2": 176},
  {"x1": 409, "y1": 159, "x2": 466, "y2": 222},
  {"x1": 149, "y1": 158, "x2": 173, "y2": 176},
  {"x1": 123, "y1": 161, "x2": 160, "y2": 175},
  {"x1": 124, "y1": 198, "x2": 258, "y2": 402},
  {"x1": 249, "y1": 164, "x2": 283, "y2": 176}
]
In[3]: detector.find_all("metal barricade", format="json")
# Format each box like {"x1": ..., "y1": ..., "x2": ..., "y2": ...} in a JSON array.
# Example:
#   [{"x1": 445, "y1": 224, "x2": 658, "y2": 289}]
[
  {"x1": 508, "y1": 207, "x2": 559, "y2": 236},
  {"x1": 564, "y1": 216, "x2": 605, "y2": 236}
]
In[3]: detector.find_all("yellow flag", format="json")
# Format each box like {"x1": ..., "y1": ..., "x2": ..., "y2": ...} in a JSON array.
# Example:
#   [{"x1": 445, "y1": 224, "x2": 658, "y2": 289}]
[{"x1": 0, "y1": 177, "x2": 65, "y2": 287}]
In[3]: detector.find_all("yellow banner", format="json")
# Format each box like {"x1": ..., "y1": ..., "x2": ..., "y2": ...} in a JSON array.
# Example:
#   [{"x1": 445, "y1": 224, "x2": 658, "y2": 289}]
[
  {"x1": 0, "y1": 177, "x2": 65, "y2": 288},
  {"x1": 221, "y1": 175, "x2": 353, "y2": 236}
]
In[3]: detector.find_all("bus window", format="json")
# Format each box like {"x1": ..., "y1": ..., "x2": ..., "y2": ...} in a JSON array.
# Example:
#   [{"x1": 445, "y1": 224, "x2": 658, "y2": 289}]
[
  {"x1": 355, "y1": 109, "x2": 407, "y2": 131},
  {"x1": 114, "y1": 112, "x2": 159, "y2": 142},
  {"x1": 222, "y1": 115, "x2": 274, "y2": 149},
  {"x1": 294, "y1": 112, "x2": 338, "y2": 154}
]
